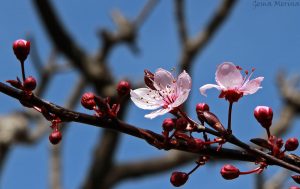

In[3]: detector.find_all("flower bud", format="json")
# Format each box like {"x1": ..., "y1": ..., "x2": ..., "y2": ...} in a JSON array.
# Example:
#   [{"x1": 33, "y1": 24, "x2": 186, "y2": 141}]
[
  {"x1": 23, "y1": 76, "x2": 37, "y2": 91},
  {"x1": 197, "y1": 111, "x2": 226, "y2": 134},
  {"x1": 81, "y1": 92, "x2": 96, "y2": 110},
  {"x1": 13, "y1": 39, "x2": 30, "y2": 62},
  {"x1": 170, "y1": 171, "x2": 189, "y2": 187},
  {"x1": 289, "y1": 186, "x2": 300, "y2": 189},
  {"x1": 49, "y1": 130, "x2": 62, "y2": 145},
  {"x1": 144, "y1": 69, "x2": 156, "y2": 90},
  {"x1": 220, "y1": 164, "x2": 240, "y2": 180},
  {"x1": 254, "y1": 106, "x2": 273, "y2": 129},
  {"x1": 285, "y1": 138, "x2": 299, "y2": 151},
  {"x1": 196, "y1": 103, "x2": 209, "y2": 112},
  {"x1": 117, "y1": 80, "x2": 131, "y2": 96},
  {"x1": 162, "y1": 118, "x2": 175, "y2": 132},
  {"x1": 176, "y1": 117, "x2": 187, "y2": 131},
  {"x1": 291, "y1": 175, "x2": 300, "y2": 184},
  {"x1": 190, "y1": 138, "x2": 204, "y2": 150},
  {"x1": 276, "y1": 138, "x2": 284, "y2": 149}
]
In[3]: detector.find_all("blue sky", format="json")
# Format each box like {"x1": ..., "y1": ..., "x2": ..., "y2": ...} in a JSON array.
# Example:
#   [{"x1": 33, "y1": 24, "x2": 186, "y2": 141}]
[{"x1": 1, "y1": 0, "x2": 300, "y2": 188}]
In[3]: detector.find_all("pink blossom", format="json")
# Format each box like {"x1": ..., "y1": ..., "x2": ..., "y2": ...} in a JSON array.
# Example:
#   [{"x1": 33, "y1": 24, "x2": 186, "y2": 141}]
[
  {"x1": 199, "y1": 62, "x2": 264, "y2": 103},
  {"x1": 130, "y1": 68, "x2": 191, "y2": 119}
]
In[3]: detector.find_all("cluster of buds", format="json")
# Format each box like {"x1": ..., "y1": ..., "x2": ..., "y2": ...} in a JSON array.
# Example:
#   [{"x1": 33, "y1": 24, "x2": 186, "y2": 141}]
[
  {"x1": 252, "y1": 106, "x2": 299, "y2": 160},
  {"x1": 7, "y1": 39, "x2": 37, "y2": 93},
  {"x1": 81, "y1": 80, "x2": 130, "y2": 119}
]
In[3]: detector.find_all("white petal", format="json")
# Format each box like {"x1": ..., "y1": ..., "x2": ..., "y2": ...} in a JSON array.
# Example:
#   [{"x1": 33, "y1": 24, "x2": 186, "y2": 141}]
[
  {"x1": 240, "y1": 77, "x2": 264, "y2": 95},
  {"x1": 177, "y1": 70, "x2": 192, "y2": 91},
  {"x1": 215, "y1": 62, "x2": 243, "y2": 88},
  {"x1": 171, "y1": 89, "x2": 190, "y2": 108},
  {"x1": 130, "y1": 88, "x2": 163, "y2": 110},
  {"x1": 153, "y1": 68, "x2": 175, "y2": 90},
  {"x1": 199, "y1": 84, "x2": 222, "y2": 96},
  {"x1": 145, "y1": 108, "x2": 171, "y2": 119}
]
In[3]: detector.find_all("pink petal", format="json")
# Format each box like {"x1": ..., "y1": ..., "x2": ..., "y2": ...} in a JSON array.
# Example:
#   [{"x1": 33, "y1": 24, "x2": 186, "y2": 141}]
[
  {"x1": 153, "y1": 68, "x2": 175, "y2": 90},
  {"x1": 145, "y1": 108, "x2": 171, "y2": 119},
  {"x1": 171, "y1": 89, "x2": 190, "y2": 108},
  {"x1": 199, "y1": 84, "x2": 222, "y2": 97},
  {"x1": 215, "y1": 62, "x2": 243, "y2": 88},
  {"x1": 130, "y1": 88, "x2": 163, "y2": 110},
  {"x1": 240, "y1": 77, "x2": 264, "y2": 95},
  {"x1": 177, "y1": 70, "x2": 192, "y2": 91}
]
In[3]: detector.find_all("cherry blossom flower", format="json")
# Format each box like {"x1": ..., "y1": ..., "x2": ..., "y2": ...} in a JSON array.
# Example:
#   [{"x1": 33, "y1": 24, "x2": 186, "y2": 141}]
[
  {"x1": 199, "y1": 62, "x2": 264, "y2": 103},
  {"x1": 130, "y1": 68, "x2": 191, "y2": 119}
]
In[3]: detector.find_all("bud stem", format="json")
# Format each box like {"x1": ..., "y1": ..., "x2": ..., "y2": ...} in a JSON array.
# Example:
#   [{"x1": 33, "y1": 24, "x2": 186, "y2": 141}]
[
  {"x1": 187, "y1": 163, "x2": 201, "y2": 176},
  {"x1": 227, "y1": 102, "x2": 233, "y2": 133},
  {"x1": 239, "y1": 166, "x2": 262, "y2": 175},
  {"x1": 20, "y1": 61, "x2": 26, "y2": 82},
  {"x1": 266, "y1": 128, "x2": 271, "y2": 139}
]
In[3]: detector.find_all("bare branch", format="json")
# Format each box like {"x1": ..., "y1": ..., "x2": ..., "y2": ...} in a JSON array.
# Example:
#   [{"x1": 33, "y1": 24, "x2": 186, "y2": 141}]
[
  {"x1": 134, "y1": 0, "x2": 160, "y2": 28},
  {"x1": 50, "y1": 145, "x2": 62, "y2": 189},
  {"x1": 179, "y1": 0, "x2": 237, "y2": 72},
  {"x1": 103, "y1": 151, "x2": 196, "y2": 188},
  {"x1": 174, "y1": 0, "x2": 188, "y2": 46}
]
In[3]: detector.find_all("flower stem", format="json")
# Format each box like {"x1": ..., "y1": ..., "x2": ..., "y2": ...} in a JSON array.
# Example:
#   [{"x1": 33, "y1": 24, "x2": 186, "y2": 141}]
[
  {"x1": 227, "y1": 102, "x2": 233, "y2": 133},
  {"x1": 187, "y1": 163, "x2": 201, "y2": 176},
  {"x1": 20, "y1": 61, "x2": 26, "y2": 82},
  {"x1": 239, "y1": 166, "x2": 262, "y2": 175}
]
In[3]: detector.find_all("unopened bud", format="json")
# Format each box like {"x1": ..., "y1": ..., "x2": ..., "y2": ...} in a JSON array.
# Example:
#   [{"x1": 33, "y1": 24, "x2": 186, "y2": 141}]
[
  {"x1": 285, "y1": 138, "x2": 299, "y2": 151},
  {"x1": 23, "y1": 76, "x2": 37, "y2": 91},
  {"x1": 196, "y1": 103, "x2": 210, "y2": 112},
  {"x1": 176, "y1": 117, "x2": 188, "y2": 130},
  {"x1": 162, "y1": 118, "x2": 175, "y2": 132},
  {"x1": 49, "y1": 130, "x2": 62, "y2": 145},
  {"x1": 220, "y1": 164, "x2": 240, "y2": 180},
  {"x1": 197, "y1": 111, "x2": 226, "y2": 134},
  {"x1": 117, "y1": 80, "x2": 131, "y2": 96},
  {"x1": 81, "y1": 92, "x2": 96, "y2": 110},
  {"x1": 170, "y1": 171, "x2": 189, "y2": 187},
  {"x1": 254, "y1": 106, "x2": 273, "y2": 129},
  {"x1": 13, "y1": 39, "x2": 30, "y2": 62},
  {"x1": 289, "y1": 186, "x2": 300, "y2": 189}
]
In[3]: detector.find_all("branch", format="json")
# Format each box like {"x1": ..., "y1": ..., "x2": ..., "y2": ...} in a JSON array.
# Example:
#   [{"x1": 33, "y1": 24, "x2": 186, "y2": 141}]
[
  {"x1": 174, "y1": 0, "x2": 188, "y2": 46},
  {"x1": 179, "y1": 0, "x2": 237, "y2": 72},
  {"x1": 102, "y1": 151, "x2": 197, "y2": 188},
  {"x1": 1, "y1": 82, "x2": 300, "y2": 174}
]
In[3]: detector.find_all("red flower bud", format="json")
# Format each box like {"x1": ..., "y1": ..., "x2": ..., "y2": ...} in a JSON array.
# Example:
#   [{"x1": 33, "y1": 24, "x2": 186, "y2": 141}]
[
  {"x1": 49, "y1": 130, "x2": 62, "y2": 145},
  {"x1": 289, "y1": 186, "x2": 300, "y2": 189},
  {"x1": 117, "y1": 80, "x2": 131, "y2": 96},
  {"x1": 220, "y1": 164, "x2": 240, "y2": 180},
  {"x1": 23, "y1": 76, "x2": 37, "y2": 91},
  {"x1": 13, "y1": 39, "x2": 30, "y2": 62},
  {"x1": 162, "y1": 118, "x2": 175, "y2": 132},
  {"x1": 191, "y1": 138, "x2": 204, "y2": 150},
  {"x1": 285, "y1": 138, "x2": 299, "y2": 151},
  {"x1": 291, "y1": 175, "x2": 300, "y2": 184},
  {"x1": 170, "y1": 171, "x2": 189, "y2": 187},
  {"x1": 254, "y1": 106, "x2": 273, "y2": 129},
  {"x1": 81, "y1": 92, "x2": 96, "y2": 110},
  {"x1": 176, "y1": 117, "x2": 188, "y2": 130},
  {"x1": 196, "y1": 103, "x2": 210, "y2": 112},
  {"x1": 197, "y1": 111, "x2": 226, "y2": 134},
  {"x1": 276, "y1": 138, "x2": 284, "y2": 149}
]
